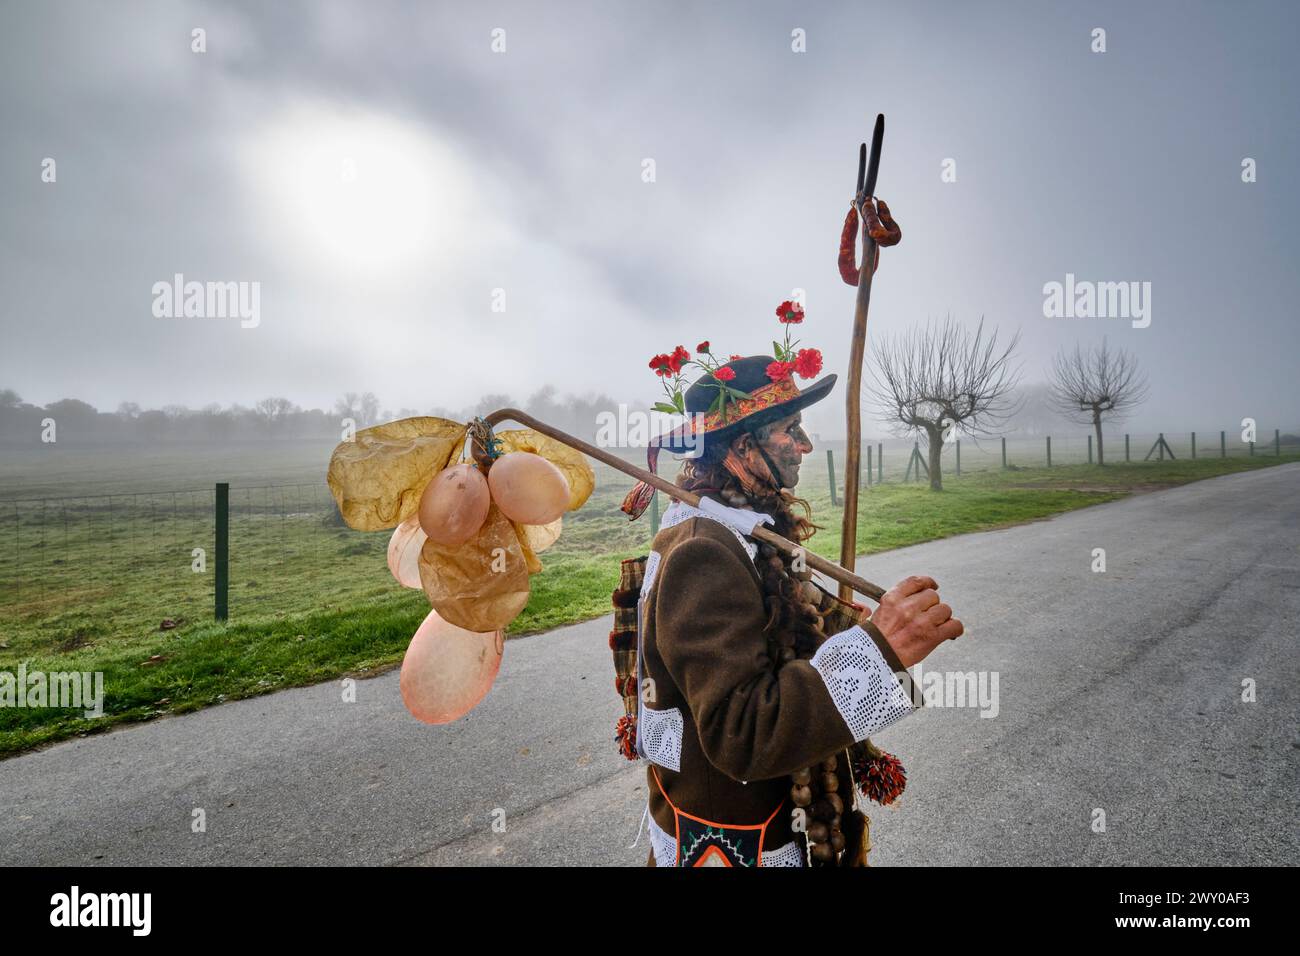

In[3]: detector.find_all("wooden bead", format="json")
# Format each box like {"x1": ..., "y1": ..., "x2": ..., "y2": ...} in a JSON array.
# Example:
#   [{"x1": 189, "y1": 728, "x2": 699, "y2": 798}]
[
  {"x1": 821, "y1": 772, "x2": 839, "y2": 792},
  {"x1": 821, "y1": 755, "x2": 837, "y2": 772},
  {"x1": 808, "y1": 821, "x2": 829, "y2": 843},
  {"x1": 779, "y1": 647, "x2": 796, "y2": 663},
  {"x1": 790, "y1": 785, "x2": 812, "y2": 807},
  {"x1": 826, "y1": 793, "x2": 844, "y2": 815},
  {"x1": 791, "y1": 767, "x2": 812, "y2": 786},
  {"x1": 810, "y1": 841, "x2": 835, "y2": 864},
  {"x1": 829, "y1": 814, "x2": 841, "y2": 830},
  {"x1": 830, "y1": 829, "x2": 845, "y2": 853}
]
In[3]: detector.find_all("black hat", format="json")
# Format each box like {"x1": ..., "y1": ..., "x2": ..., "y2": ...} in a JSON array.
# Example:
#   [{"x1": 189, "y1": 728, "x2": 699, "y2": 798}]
[
  {"x1": 620, "y1": 354, "x2": 836, "y2": 519},
  {"x1": 662, "y1": 355, "x2": 837, "y2": 454}
]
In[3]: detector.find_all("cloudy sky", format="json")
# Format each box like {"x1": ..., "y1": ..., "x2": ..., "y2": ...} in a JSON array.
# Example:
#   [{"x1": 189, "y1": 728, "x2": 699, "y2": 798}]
[{"x1": 1, "y1": 0, "x2": 1297, "y2": 437}]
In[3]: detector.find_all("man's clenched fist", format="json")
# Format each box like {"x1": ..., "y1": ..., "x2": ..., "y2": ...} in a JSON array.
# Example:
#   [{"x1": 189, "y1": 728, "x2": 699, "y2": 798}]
[{"x1": 861, "y1": 575, "x2": 963, "y2": 668}]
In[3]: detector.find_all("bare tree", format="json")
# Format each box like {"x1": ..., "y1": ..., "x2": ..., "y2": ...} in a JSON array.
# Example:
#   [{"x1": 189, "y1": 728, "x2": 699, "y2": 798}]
[
  {"x1": 1048, "y1": 339, "x2": 1149, "y2": 466},
  {"x1": 254, "y1": 396, "x2": 300, "y2": 432},
  {"x1": 333, "y1": 391, "x2": 381, "y2": 427},
  {"x1": 869, "y1": 316, "x2": 1022, "y2": 490}
]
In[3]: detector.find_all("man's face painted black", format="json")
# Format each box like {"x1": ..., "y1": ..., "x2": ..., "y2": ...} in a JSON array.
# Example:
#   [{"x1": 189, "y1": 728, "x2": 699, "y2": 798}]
[{"x1": 744, "y1": 412, "x2": 814, "y2": 489}]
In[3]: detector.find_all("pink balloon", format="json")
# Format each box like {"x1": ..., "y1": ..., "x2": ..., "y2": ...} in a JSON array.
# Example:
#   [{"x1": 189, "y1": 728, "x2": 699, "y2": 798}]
[
  {"x1": 386, "y1": 517, "x2": 426, "y2": 589},
  {"x1": 399, "y1": 609, "x2": 504, "y2": 724}
]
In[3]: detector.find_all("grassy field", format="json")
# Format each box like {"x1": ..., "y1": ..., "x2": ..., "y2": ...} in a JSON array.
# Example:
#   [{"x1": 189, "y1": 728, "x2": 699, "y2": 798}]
[{"x1": 1, "y1": 438, "x2": 1297, "y2": 758}]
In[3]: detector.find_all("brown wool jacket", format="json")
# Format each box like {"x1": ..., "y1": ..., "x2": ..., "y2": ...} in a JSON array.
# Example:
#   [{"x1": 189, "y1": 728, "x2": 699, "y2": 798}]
[{"x1": 637, "y1": 499, "x2": 918, "y2": 867}]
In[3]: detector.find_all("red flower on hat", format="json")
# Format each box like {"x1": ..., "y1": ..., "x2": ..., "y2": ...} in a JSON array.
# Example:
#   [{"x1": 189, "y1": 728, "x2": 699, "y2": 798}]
[
  {"x1": 766, "y1": 360, "x2": 796, "y2": 382},
  {"x1": 776, "y1": 300, "x2": 804, "y2": 324},
  {"x1": 794, "y1": 348, "x2": 823, "y2": 379},
  {"x1": 668, "y1": 345, "x2": 689, "y2": 373},
  {"x1": 713, "y1": 366, "x2": 736, "y2": 382},
  {"x1": 649, "y1": 353, "x2": 674, "y2": 377},
  {"x1": 729, "y1": 354, "x2": 743, "y2": 361},
  {"x1": 696, "y1": 341, "x2": 710, "y2": 353}
]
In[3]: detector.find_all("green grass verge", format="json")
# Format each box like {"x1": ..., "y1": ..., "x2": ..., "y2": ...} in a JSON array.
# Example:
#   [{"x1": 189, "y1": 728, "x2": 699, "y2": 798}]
[{"x1": 2, "y1": 452, "x2": 1296, "y2": 758}]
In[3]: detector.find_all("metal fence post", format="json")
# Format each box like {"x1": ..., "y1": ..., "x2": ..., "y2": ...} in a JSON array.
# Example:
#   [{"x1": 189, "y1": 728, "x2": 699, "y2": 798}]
[
  {"x1": 827, "y1": 448, "x2": 839, "y2": 506},
  {"x1": 1276, "y1": 428, "x2": 1281, "y2": 456},
  {"x1": 1001, "y1": 436, "x2": 1007, "y2": 470},
  {"x1": 877, "y1": 443, "x2": 883, "y2": 483},
  {"x1": 1158, "y1": 433, "x2": 1165, "y2": 461},
  {"x1": 1046, "y1": 435, "x2": 1052, "y2": 468},
  {"x1": 956, "y1": 439, "x2": 961, "y2": 476},
  {"x1": 215, "y1": 482, "x2": 229, "y2": 621},
  {"x1": 866, "y1": 444, "x2": 873, "y2": 487},
  {"x1": 1125, "y1": 434, "x2": 1130, "y2": 462},
  {"x1": 1220, "y1": 430, "x2": 1225, "y2": 458},
  {"x1": 1087, "y1": 434, "x2": 1093, "y2": 464},
  {"x1": 1191, "y1": 432, "x2": 1196, "y2": 459}
]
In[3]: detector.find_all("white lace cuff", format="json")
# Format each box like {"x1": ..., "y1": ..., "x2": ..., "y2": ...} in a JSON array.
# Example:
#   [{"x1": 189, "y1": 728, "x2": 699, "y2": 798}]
[{"x1": 809, "y1": 625, "x2": 914, "y2": 741}]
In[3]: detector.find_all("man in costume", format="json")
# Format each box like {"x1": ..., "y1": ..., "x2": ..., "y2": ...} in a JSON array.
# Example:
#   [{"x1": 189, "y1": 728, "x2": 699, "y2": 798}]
[{"x1": 619, "y1": 303, "x2": 964, "y2": 867}]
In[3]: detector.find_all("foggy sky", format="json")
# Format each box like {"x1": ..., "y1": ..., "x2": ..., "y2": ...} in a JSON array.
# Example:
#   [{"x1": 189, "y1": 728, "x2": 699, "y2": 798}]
[{"x1": 2, "y1": 0, "x2": 1298, "y2": 438}]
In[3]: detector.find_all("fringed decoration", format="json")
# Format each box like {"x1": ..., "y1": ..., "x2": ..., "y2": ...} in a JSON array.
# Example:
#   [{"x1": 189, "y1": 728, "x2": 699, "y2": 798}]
[
  {"x1": 852, "y1": 739, "x2": 907, "y2": 806},
  {"x1": 615, "y1": 714, "x2": 638, "y2": 761}
]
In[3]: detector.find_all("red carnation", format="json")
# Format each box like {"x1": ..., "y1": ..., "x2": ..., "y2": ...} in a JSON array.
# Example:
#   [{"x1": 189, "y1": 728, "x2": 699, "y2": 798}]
[
  {"x1": 696, "y1": 341, "x2": 710, "y2": 353},
  {"x1": 776, "y1": 300, "x2": 805, "y2": 324},
  {"x1": 649, "y1": 353, "x2": 674, "y2": 376},
  {"x1": 852, "y1": 742, "x2": 907, "y2": 806},
  {"x1": 713, "y1": 366, "x2": 736, "y2": 382},
  {"x1": 729, "y1": 354, "x2": 744, "y2": 362},
  {"x1": 765, "y1": 360, "x2": 795, "y2": 382},
  {"x1": 794, "y1": 348, "x2": 823, "y2": 379},
  {"x1": 668, "y1": 345, "x2": 689, "y2": 373}
]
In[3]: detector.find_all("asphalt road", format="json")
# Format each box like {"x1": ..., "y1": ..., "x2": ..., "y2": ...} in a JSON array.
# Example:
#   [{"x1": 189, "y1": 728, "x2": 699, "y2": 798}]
[{"x1": 3, "y1": 463, "x2": 1297, "y2": 866}]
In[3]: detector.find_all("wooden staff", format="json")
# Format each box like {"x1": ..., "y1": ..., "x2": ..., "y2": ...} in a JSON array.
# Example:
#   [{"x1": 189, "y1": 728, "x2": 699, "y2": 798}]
[
  {"x1": 838, "y1": 114, "x2": 885, "y2": 602},
  {"x1": 481, "y1": 407, "x2": 886, "y2": 602}
]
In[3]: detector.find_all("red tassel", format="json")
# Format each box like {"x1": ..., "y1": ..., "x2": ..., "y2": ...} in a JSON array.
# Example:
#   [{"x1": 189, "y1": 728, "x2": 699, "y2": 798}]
[
  {"x1": 852, "y1": 742, "x2": 907, "y2": 806},
  {"x1": 615, "y1": 715, "x2": 638, "y2": 760}
]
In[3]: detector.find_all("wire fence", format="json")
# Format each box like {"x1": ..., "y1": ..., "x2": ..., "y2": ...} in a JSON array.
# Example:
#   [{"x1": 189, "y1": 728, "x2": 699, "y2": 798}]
[
  {"x1": 0, "y1": 483, "x2": 389, "y2": 640},
  {"x1": 824, "y1": 427, "x2": 1295, "y2": 485},
  {"x1": 0, "y1": 426, "x2": 1293, "y2": 637}
]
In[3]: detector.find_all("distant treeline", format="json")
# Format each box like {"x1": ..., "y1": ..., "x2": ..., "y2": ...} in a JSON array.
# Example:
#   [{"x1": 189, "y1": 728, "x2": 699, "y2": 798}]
[
  {"x1": 0, "y1": 387, "x2": 628, "y2": 444},
  {"x1": 0, "y1": 382, "x2": 1086, "y2": 444}
]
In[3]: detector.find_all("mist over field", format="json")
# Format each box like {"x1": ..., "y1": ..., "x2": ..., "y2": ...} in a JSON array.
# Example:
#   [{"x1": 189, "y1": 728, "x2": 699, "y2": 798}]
[{"x1": 2, "y1": 0, "x2": 1298, "y2": 455}]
